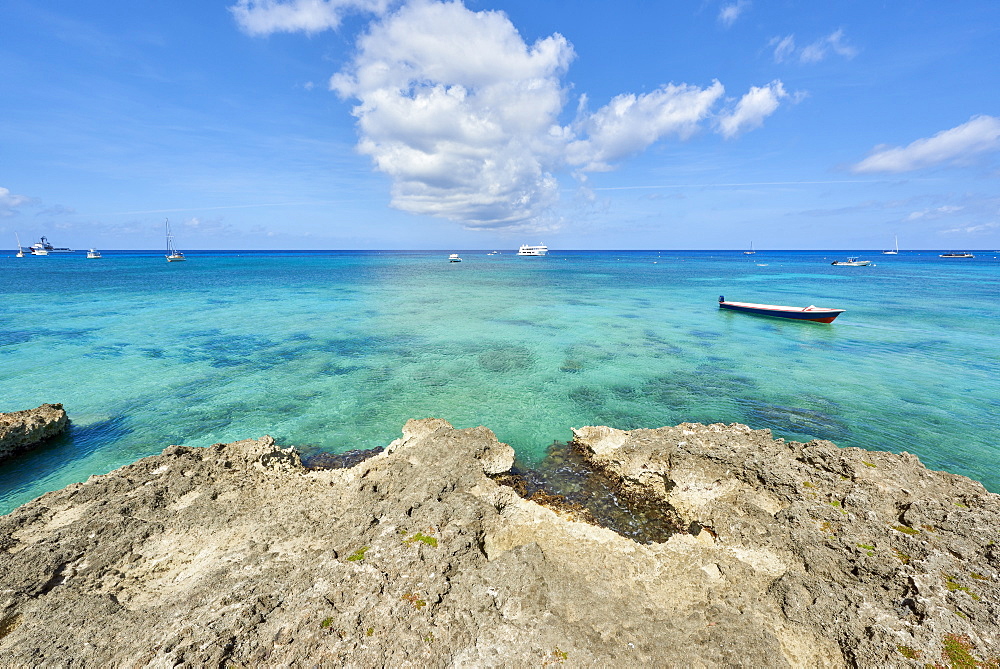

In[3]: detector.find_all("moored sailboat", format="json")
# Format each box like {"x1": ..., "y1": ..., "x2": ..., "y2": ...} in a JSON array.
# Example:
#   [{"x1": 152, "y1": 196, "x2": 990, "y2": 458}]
[{"x1": 165, "y1": 219, "x2": 186, "y2": 262}]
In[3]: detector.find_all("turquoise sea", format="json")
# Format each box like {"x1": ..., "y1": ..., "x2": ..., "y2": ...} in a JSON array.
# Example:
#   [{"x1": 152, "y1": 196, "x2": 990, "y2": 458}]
[{"x1": 2, "y1": 249, "x2": 998, "y2": 513}]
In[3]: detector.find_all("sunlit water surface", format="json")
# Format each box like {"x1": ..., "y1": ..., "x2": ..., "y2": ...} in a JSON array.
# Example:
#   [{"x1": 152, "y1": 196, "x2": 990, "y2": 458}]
[{"x1": 2, "y1": 249, "x2": 998, "y2": 513}]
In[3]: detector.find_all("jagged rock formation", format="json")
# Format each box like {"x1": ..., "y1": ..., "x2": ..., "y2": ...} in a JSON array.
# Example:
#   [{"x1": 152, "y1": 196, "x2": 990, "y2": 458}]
[
  {"x1": 0, "y1": 404, "x2": 68, "y2": 462},
  {"x1": 0, "y1": 418, "x2": 998, "y2": 667}
]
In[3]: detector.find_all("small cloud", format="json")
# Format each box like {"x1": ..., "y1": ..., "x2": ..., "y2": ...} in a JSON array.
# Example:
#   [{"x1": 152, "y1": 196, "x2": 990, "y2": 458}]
[
  {"x1": 853, "y1": 115, "x2": 1000, "y2": 173},
  {"x1": 718, "y1": 0, "x2": 749, "y2": 28},
  {"x1": 717, "y1": 80, "x2": 787, "y2": 138},
  {"x1": 567, "y1": 81, "x2": 726, "y2": 171},
  {"x1": 771, "y1": 29, "x2": 856, "y2": 64},
  {"x1": 0, "y1": 187, "x2": 34, "y2": 217}
]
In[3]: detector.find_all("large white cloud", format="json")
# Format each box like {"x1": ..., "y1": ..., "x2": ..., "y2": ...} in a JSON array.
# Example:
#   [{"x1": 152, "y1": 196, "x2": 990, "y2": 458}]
[
  {"x1": 236, "y1": 0, "x2": 786, "y2": 228},
  {"x1": 230, "y1": 0, "x2": 393, "y2": 35},
  {"x1": 330, "y1": 1, "x2": 574, "y2": 227},
  {"x1": 853, "y1": 115, "x2": 1000, "y2": 173}
]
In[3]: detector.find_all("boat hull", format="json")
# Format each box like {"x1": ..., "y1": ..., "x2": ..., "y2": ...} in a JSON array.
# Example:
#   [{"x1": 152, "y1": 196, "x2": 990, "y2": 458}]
[{"x1": 719, "y1": 299, "x2": 844, "y2": 323}]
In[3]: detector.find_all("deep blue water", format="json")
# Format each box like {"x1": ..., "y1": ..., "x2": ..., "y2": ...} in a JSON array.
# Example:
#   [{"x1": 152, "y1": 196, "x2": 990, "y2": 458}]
[{"x1": 2, "y1": 248, "x2": 998, "y2": 513}]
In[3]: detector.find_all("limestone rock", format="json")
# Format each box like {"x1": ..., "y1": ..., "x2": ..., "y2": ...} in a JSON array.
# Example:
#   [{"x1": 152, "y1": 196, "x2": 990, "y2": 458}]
[
  {"x1": 0, "y1": 419, "x2": 997, "y2": 667},
  {"x1": 0, "y1": 404, "x2": 68, "y2": 462}
]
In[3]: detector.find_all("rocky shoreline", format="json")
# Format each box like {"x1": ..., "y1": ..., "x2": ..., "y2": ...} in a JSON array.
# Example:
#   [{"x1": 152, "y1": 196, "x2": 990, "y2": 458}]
[
  {"x1": 1, "y1": 418, "x2": 998, "y2": 666},
  {"x1": 0, "y1": 404, "x2": 68, "y2": 463}
]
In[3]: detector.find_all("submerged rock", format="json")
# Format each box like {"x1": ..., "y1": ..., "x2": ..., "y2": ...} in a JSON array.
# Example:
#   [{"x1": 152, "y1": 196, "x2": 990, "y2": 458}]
[
  {"x1": 0, "y1": 403, "x2": 68, "y2": 462},
  {"x1": 0, "y1": 418, "x2": 998, "y2": 666}
]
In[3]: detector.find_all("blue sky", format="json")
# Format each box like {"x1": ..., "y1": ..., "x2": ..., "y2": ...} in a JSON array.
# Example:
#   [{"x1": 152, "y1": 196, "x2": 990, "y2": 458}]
[{"x1": 2, "y1": 0, "x2": 998, "y2": 250}]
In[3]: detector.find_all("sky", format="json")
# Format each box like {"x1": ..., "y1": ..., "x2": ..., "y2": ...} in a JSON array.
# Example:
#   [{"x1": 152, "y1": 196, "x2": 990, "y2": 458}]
[{"x1": 2, "y1": 0, "x2": 999, "y2": 250}]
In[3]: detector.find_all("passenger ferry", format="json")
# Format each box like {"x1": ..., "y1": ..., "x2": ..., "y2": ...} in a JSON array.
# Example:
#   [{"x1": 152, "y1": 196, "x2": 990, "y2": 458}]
[{"x1": 517, "y1": 244, "x2": 548, "y2": 256}]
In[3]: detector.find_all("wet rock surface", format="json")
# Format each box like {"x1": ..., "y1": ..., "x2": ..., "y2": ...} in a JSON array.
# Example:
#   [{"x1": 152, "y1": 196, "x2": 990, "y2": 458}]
[
  {"x1": 0, "y1": 404, "x2": 68, "y2": 462},
  {"x1": 1, "y1": 418, "x2": 998, "y2": 667}
]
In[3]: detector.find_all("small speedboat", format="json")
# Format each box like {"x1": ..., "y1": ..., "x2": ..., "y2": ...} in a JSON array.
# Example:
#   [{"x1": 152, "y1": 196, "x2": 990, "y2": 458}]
[
  {"x1": 831, "y1": 257, "x2": 871, "y2": 266},
  {"x1": 448, "y1": 253, "x2": 462, "y2": 262},
  {"x1": 719, "y1": 296, "x2": 844, "y2": 323},
  {"x1": 939, "y1": 252, "x2": 974, "y2": 258}
]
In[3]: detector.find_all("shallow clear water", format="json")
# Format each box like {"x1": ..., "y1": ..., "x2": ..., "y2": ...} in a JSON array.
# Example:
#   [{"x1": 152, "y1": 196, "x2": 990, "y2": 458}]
[{"x1": 2, "y1": 249, "x2": 998, "y2": 513}]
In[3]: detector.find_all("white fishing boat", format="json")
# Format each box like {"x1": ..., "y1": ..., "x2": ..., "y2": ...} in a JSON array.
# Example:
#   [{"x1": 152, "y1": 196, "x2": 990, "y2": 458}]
[
  {"x1": 831, "y1": 257, "x2": 871, "y2": 266},
  {"x1": 29, "y1": 236, "x2": 72, "y2": 255},
  {"x1": 165, "y1": 219, "x2": 186, "y2": 262},
  {"x1": 448, "y1": 253, "x2": 462, "y2": 262},
  {"x1": 517, "y1": 244, "x2": 548, "y2": 256},
  {"x1": 87, "y1": 249, "x2": 102, "y2": 259},
  {"x1": 882, "y1": 236, "x2": 898, "y2": 255},
  {"x1": 487, "y1": 250, "x2": 500, "y2": 255}
]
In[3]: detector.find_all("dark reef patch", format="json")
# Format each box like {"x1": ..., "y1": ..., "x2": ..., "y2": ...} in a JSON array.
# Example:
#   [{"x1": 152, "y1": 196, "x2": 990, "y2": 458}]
[
  {"x1": 477, "y1": 343, "x2": 536, "y2": 373},
  {"x1": 303, "y1": 445, "x2": 385, "y2": 470},
  {"x1": 495, "y1": 441, "x2": 684, "y2": 544}
]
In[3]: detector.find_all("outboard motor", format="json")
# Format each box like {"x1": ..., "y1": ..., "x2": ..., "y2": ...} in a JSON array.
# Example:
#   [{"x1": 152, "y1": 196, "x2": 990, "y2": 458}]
[{"x1": 719, "y1": 295, "x2": 725, "y2": 303}]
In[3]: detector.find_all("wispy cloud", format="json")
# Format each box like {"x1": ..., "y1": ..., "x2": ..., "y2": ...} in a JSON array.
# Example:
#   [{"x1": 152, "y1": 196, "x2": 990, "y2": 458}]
[
  {"x1": 770, "y1": 29, "x2": 857, "y2": 64},
  {"x1": 0, "y1": 187, "x2": 34, "y2": 217},
  {"x1": 718, "y1": 0, "x2": 749, "y2": 27},
  {"x1": 853, "y1": 115, "x2": 1000, "y2": 173},
  {"x1": 906, "y1": 205, "x2": 964, "y2": 221},
  {"x1": 594, "y1": 179, "x2": 877, "y2": 192},
  {"x1": 237, "y1": 1, "x2": 787, "y2": 229},
  {"x1": 103, "y1": 200, "x2": 352, "y2": 216},
  {"x1": 941, "y1": 221, "x2": 998, "y2": 235},
  {"x1": 230, "y1": 0, "x2": 393, "y2": 35}
]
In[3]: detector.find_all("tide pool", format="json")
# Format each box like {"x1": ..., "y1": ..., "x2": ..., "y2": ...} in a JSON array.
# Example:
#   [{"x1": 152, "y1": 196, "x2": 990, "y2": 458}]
[{"x1": 2, "y1": 249, "x2": 998, "y2": 513}]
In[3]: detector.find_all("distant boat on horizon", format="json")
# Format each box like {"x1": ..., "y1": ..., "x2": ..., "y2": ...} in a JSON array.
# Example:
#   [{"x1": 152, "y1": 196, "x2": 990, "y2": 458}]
[
  {"x1": 939, "y1": 251, "x2": 974, "y2": 258},
  {"x1": 882, "y1": 236, "x2": 899, "y2": 255},
  {"x1": 743, "y1": 241, "x2": 755, "y2": 255},
  {"x1": 14, "y1": 233, "x2": 24, "y2": 258},
  {"x1": 448, "y1": 253, "x2": 462, "y2": 262},
  {"x1": 831, "y1": 257, "x2": 872, "y2": 266},
  {"x1": 165, "y1": 219, "x2": 186, "y2": 262},
  {"x1": 87, "y1": 248, "x2": 102, "y2": 259}
]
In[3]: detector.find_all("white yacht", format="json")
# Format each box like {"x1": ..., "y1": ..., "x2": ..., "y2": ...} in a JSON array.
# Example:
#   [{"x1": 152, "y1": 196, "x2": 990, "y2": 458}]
[
  {"x1": 448, "y1": 253, "x2": 462, "y2": 262},
  {"x1": 29, "y1": 236, "x2": 73, "y2": 255},
  {"x1": 517, "y1": 244, "x2": 548, "y2": 256},
  {"x1": 87, "y1": 249, "x2": 102, "y2": 259}
]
